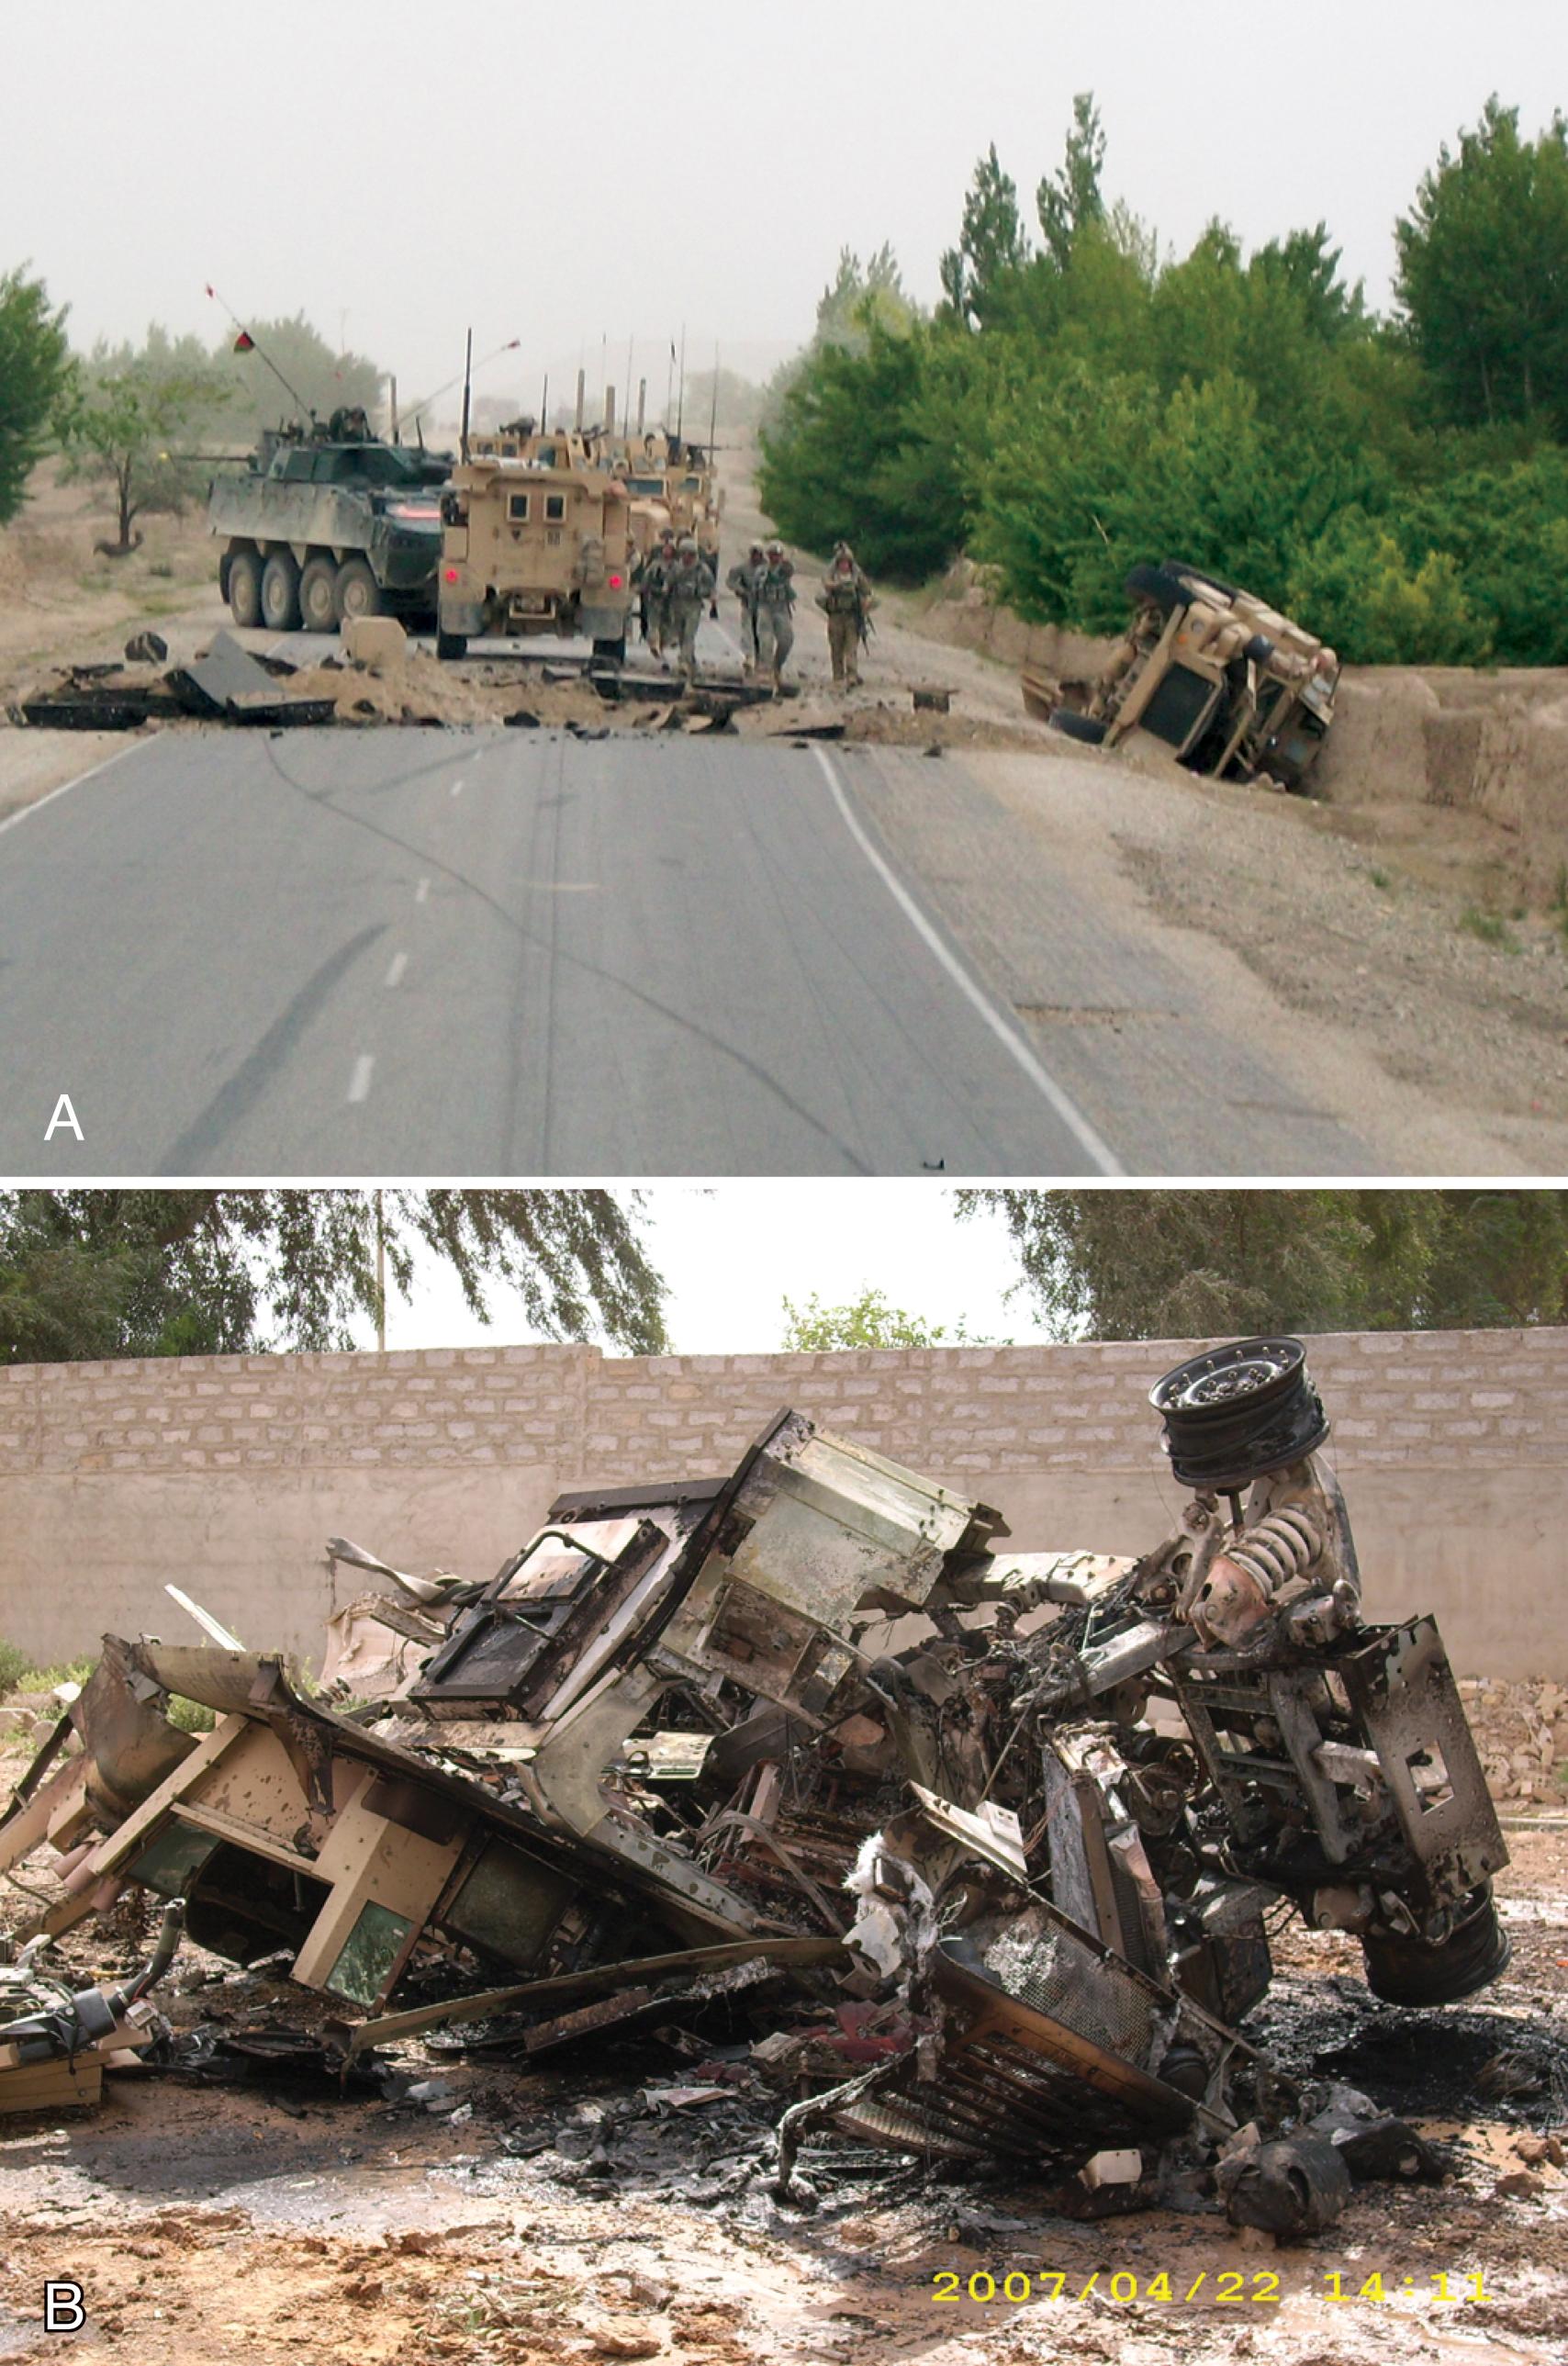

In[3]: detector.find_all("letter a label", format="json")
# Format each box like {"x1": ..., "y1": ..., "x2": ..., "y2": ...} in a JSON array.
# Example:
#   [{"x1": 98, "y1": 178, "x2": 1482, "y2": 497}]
[{"x1": 45, "y1": 1093, "x2": 83, "y2": 1142}]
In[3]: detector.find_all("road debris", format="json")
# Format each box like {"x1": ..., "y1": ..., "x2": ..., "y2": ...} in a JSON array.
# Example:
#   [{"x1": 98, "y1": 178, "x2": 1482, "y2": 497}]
[{"x1": 0, "y1": 1341, "x2": 1528, "y2": 2240}]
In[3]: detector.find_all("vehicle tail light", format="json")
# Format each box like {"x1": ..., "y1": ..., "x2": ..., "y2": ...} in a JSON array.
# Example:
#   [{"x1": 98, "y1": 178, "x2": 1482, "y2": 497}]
[
  {"x1": 443, "y1": 567, "x2": 459, "y2": 583},
  {"x1": 609, "y1": 573, "x2": 622, "y2": 590}
]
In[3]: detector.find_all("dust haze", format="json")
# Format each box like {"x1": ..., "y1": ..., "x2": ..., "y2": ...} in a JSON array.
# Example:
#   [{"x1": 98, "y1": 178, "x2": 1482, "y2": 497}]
[{"x1": 6, "y1": 0, "x2": 1568, "y2": 405}]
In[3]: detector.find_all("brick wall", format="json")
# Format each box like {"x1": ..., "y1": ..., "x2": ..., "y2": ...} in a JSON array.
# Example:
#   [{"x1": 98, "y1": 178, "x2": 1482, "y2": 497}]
[{"x1": 1, "y1": 1330, "x2": 1563, "y2": 1676}]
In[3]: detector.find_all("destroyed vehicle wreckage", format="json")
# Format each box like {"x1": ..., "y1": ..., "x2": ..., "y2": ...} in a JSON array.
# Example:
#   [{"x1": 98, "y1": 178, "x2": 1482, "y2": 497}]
[
  {"x1": 1026, "y1": 560, "x2": 1340, "y2": 793},
  {"x1": 1, "y1": 1341, "x2": 1508, "y2": 2225}
]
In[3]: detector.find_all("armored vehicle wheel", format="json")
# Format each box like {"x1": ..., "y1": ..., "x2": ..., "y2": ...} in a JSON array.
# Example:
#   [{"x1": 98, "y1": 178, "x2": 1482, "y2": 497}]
[
  {"x1": 261, "y1": 551, "x2": 302, "y2": 632},
  {"x1": 227, "y1": 547, "x2": 263, "y2": 629},
  {"x1": 1164, "y1": 555, "x2": 1241, "y2": 601},
  {"x1": 435, "y1": 630, "x2": 467, "y2": 661},
  {"x1": 298, "y1": 556, "x2": 338, "y2": 634},
  {"x1": 1123, "y1": 563, "x2": 1190, "y2": 616},
  {"x1": 1048, "y1": 708, "x2": 1108, "y2": 745},
  {"x1": 335, "y1": 557, "x2": 384, "y2": 623}
]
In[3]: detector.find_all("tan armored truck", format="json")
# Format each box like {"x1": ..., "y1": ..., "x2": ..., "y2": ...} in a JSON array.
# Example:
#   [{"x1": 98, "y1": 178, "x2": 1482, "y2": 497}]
[
  {"x1": 435, "y1": 452, "x2": 636, "y2": 661},
  {"x1": 1031, "y1": 559, "x2": 1339, "y2": 792}
]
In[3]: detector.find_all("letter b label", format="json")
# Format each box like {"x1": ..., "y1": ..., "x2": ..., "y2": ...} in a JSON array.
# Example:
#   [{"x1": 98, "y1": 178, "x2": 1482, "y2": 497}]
[{"x1": 45, "y1": 2282, "x2": 85, "y2": 2332}]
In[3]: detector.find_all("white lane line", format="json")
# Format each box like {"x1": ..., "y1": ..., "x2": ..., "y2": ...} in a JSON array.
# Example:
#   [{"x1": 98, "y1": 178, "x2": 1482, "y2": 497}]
[
  {"x1": 0, "y1": 738, "x2": 148, "y2": 843},
  {"x1": 347, "y1": 1054, "x2": 375, "y2": 1104},
  {"x1": 384, "y1": 952, "x2": 408, "y2": 989},
  {"x1": 812, "y1": 747, "x2": 1124, "y2": 1176},
  {"x1": 415, "y1": 877, "x2": 431, "y2": 903}
]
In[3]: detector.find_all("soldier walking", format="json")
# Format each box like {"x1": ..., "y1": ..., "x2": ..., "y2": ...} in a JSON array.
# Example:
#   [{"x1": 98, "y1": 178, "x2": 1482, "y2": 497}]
[
  {"x1": 755, "y1": 540, "x2": 797, "y2": 691},
  {"x1": 817, "y1": 541, "x2": 874, "y2": 689},
  {"x1": 726, "y1": 541, "x2": 767, "y2": 671},
  {"x1": 666, "y1": 533, "x2": 716, "y2": 678},
  {"x1": 637, "y1": 528, "x2": 678, "y2": 656}
]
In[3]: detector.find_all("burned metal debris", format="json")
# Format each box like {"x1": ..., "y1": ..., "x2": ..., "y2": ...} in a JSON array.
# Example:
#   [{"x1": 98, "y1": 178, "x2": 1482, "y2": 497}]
[
  {"x1": 0, "y1": 1343, "x2": 1513, "y2": 2233},
  {"x1": 0, "y1": 1900, "x2": 184, "y2": 2112}
]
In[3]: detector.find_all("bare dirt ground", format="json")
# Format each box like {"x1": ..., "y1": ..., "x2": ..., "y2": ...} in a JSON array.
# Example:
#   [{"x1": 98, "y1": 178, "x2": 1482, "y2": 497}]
[{"x1": 2, "y1": 1680, "x2": 1566, "y2": 2366}]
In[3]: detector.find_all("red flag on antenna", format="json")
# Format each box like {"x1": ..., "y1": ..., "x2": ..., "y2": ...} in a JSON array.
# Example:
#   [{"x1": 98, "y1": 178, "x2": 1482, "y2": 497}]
[{"x1": 233, "y1": 331, "x2": 255, "y2": 353}]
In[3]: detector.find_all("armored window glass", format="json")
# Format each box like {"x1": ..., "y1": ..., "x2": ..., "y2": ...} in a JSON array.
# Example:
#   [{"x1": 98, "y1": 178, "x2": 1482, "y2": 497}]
[
  {"x1": 281, "y1": 450, "x2": 315, "y2": 481},
  {"x1": 507, "y1": 493, "x2": 531, "y2": 521},
  {"x1": 545, "y1": 494, "x2": 566, "y2": 523}
]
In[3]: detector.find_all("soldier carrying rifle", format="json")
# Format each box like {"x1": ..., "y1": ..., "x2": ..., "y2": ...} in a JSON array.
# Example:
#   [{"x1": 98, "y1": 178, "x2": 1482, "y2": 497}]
[
  {"x1": 817, "y1": 541, "x2": 875, "y2": 689},
  {"x1": 727, "y1": 541, "x2": 767, "y2": 672}
]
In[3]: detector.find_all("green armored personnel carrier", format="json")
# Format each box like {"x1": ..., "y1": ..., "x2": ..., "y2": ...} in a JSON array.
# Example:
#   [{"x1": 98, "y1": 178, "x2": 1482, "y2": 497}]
[{"x1": 207, "y1": 408, "x2": 452, "y2": 633}]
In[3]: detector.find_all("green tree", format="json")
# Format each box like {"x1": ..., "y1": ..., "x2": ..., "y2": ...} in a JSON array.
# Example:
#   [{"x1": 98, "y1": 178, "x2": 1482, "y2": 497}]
[
  {"x1": 961, "y1": 1190, "x2": 1566, "y2": 1339},
  {"x1": 1287, "y1": 514, "x2": 1490, "y2": 664},
  {"x1": 0, "y1": 1191, "x2": 668, "y2": 1362},
  {"x1": 1421, "y1": 1191, "x2": 1568, "y2": 1325},
  {"x1": 1394, "y1": 97, "x2": 1568, "y2": 430},
  {"x1": 960, "y1": 1191, "x2": 1446, "y2": 1340},
  {"x1": 1252, "y1": 223, "x2": 1366, "y2": 345},
  {"x1": 757, "y1": 315, "x2": 967, "y2": 577},
  {"x1": 780, "y1": 1287, "x2": 991, "y2": 1351},
  {"x1": 1036, "y1": 92, "x2": 1107, "y2": 271},
  {"x1": 940, "y1": 146, "x2": 1030, "y2": 330},
  {"x1": 0, "y1": 265, "x2": 71, "y2": 525},
  {"x1": 55, "y1": 347, "x2": 234, "y2": 551}
]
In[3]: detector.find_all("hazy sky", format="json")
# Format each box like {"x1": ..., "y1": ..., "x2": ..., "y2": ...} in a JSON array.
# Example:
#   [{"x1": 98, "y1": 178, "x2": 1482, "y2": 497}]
[
  {"x1": 375, "y1": 1185, "x2": 1057, "y2": 1358},
  {"x1": 6, "y1": 2, "x2": 1565, "y2": 414}
]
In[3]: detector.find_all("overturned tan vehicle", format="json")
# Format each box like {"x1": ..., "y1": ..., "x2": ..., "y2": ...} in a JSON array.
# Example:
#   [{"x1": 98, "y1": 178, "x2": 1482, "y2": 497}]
[
  {"x1": 2, "y1": 1342, "x2": 1506, "y2": 2215},
  {"x1": 1030, "y1": 560, "x2": 1340, "y2": 793}
]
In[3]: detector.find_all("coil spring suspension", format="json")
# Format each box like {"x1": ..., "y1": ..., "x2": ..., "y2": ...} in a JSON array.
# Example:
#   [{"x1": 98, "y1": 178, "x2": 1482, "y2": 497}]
[{"x1": 1227, "y1": 1505, "x2": 1322, "y2": 1595}]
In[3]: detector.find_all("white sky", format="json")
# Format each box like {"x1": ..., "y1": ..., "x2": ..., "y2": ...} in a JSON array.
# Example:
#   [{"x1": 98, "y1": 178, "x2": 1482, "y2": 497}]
[
  {"x1": 376, "y1": 1185, "x2": 1057, "y2": 1356},
  {"x1": 6, "y1": 2, "x2": 1565, "y2": 409}
]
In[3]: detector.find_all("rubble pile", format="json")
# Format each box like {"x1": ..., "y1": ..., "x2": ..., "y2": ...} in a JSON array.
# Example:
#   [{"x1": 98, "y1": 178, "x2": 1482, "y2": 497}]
[
  {"x1": 1462, "y1": 1677, "x2": 1568, "y2": 1807},
  {"x1": 0, "y1": 1340, "x2": 1527, "y2": 2238},
  {"x1": 1, "y1": 623, "x2": 1036, "y2": 751}
]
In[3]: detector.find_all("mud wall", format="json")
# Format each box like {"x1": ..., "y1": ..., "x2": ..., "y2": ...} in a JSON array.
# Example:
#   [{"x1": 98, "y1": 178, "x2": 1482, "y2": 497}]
[
  {"x1": 1, "y1": 1329, "x2": 1563, "y2": 1677},
  {"x1": 1316, "y1": 668, "x2": 1568, "y2": 895}
]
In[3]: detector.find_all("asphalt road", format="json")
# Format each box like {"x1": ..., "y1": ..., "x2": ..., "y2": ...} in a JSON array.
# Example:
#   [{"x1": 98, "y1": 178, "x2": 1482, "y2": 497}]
[
  {"x1": 0, "y1": 723, "x2": 1376, "y2": 1178},
  {"x1": 0, "y1": 726, "x2": 1107, "y2": 1176}
]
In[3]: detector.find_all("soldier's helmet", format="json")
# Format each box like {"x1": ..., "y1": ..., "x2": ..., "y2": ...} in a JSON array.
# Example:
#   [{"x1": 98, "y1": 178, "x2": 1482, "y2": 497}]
[
  {"x1": 750, "y1": 541, "x2": 766, "y2": 558},
  {"x1": 678, "y1": 533, "x2": 699, "y2": 553},
  {"x1": 767, "y1": 540, "x2": 783, "y2": 557}
]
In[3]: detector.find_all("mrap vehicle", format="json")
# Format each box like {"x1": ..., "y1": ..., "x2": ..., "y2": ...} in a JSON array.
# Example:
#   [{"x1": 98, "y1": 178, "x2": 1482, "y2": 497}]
[
  {"x1": 208, "y1": 409, "x2": 450, "y2": 633},
  {"x1": 435, "y1": 451, "x2": 636, "y2": 660},
  {"x1": 1032, "y1": 559, "x2": 1340, "y2": 793}
]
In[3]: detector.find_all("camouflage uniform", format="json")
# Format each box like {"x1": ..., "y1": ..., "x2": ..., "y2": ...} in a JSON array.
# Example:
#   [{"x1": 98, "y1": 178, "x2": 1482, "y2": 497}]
[
  {"x1": 666, "y1": 540, "x2": 716, "y2": 677},
  {"x1": 756, "y1": 546, "x2": 797, "y2": 687},
  {"x1": 638, "y1": 536, "x2": 677, "y2": 654},
  {"x1": 816, "y1": 544, "x2": 873, "y2": 687},
  {"x1": 726, "y1": 544, "x2": 767, "y2": 668}
]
